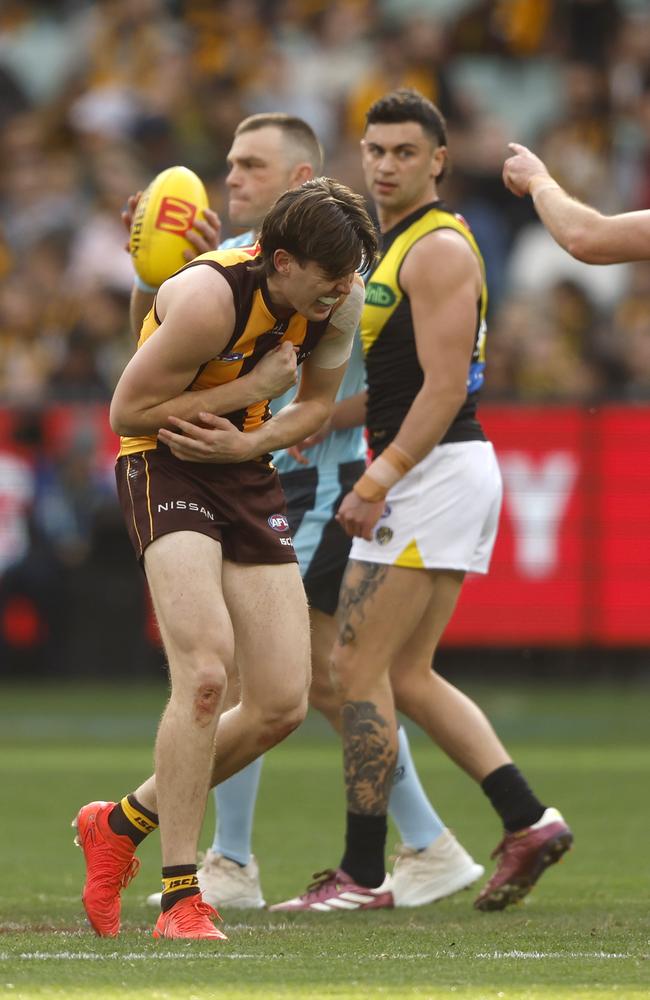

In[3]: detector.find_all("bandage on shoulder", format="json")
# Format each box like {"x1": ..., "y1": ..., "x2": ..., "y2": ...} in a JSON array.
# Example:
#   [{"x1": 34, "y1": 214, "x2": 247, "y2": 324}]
[
  {"x1": 330, "y1": 277, "x2": 365, "y2": 337},
  {"x1": 309, "y1": 278, "x2": 364, "y2": 369}
]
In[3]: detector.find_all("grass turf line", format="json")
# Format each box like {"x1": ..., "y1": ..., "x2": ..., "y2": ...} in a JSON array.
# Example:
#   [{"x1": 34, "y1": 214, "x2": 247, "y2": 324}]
[{"x1": 0, "y1": 681, "x2": 648, "y2": 998}]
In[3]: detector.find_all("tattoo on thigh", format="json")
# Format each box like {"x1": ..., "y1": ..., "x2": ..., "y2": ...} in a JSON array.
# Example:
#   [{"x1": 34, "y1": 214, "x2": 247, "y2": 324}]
[
  {"x1": 337, "y1": 561, "x2": 388, "y2": 647},
  {"x1": 342, "y1": 700, "x2": 396, "y2": 815}
]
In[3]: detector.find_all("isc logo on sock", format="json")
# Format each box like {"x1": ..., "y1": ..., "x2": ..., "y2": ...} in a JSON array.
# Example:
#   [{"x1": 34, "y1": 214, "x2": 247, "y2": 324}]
[{"x1": 165, "y1": 876, "x2": 198, "y2": 890}]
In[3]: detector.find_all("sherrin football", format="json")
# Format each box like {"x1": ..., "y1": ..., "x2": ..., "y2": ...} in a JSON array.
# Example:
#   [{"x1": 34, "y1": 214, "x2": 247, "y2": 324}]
[{"x1": 129, "y1": 165, "x2": 209, "y2": 287}]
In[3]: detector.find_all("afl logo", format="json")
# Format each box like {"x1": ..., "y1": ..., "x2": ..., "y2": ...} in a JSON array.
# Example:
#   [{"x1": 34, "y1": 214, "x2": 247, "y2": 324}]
[{"x1": 268, "y1": 514, "x2": 290, "y2": 532}]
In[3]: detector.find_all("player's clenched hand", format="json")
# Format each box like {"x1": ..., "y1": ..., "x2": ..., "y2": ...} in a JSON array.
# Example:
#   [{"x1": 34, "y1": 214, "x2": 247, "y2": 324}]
[
  {"x1": 251, "y1": 342, "x2": 298, "y2": 400},
  {"x1": 158, "y1": 413, "x2": 253, "y2": 463},
  {"x1": 183, "y1": 207, "x2": 221, "y2": 260},
  {"x1": 502, "y1": 142, "x2": 550, "y2": 197},
  {"x1": 336, "y1": 489, "x2": 385, "y2": 541}
]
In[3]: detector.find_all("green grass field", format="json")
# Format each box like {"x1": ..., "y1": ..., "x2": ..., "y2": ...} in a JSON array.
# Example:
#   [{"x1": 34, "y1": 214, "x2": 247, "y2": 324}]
[{"x1": 1, "y1": 679, "x2": 648, "y2": 999}]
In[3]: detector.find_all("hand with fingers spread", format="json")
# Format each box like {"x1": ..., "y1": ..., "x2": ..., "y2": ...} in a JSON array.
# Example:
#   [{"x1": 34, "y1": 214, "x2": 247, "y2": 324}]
[
  {"x1": 502, "y1": 142, "x2": 553, "y2": 198},
  {"x1": 335, "y1": 489, "x2": 385, "y2": 541},
  {"x1": 158, "y1": 413, "x2": 252, "y2": 464},
  {"x1": 250, "y1": 342, "x2": 299, "y2": 401}
]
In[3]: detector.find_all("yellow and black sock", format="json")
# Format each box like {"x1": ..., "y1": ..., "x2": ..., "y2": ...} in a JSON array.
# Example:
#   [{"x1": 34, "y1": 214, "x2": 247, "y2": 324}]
[
  {"x1": 108, "y1": 794, "x2": 159, "y2": 845},
  {"x1": 160, "y1": 865, "x2": 200, "y2": 912}
]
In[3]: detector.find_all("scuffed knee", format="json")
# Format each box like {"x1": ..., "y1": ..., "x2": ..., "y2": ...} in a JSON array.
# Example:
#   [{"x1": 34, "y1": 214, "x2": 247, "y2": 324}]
[{"x1": 192, "y1": 670, "x2": 227, "y2": 727}]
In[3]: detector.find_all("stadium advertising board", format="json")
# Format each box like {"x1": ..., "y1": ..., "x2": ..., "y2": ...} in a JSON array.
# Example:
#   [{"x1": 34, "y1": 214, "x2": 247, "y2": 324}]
[
  {"x1": 445, "y1": 405, "x2": 650, "y2": 645},
  {"x1": 0, "y1": 404, "x2": 649, "y2": 648}
]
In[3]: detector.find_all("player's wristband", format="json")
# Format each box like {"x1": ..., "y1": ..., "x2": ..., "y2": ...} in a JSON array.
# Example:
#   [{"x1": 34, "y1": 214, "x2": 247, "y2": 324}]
[
  {"x1": 133, "y1": 273, "x2": 159, "y2": 294},
  {"x1": 528, "y1": 173, "x2": 561, "y2": 204},
  {"x1": 353, "y1": 443, "x2": 416, "y2": 502}
]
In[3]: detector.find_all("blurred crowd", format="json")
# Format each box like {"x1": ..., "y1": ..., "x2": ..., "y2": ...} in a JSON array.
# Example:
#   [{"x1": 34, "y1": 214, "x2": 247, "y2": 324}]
[
  {"x1": 1, "y1": 0, "x2": 650, "y2": 674},
  {"x1": 1, "y1": 0, "x2": 650, "y2": 410}
]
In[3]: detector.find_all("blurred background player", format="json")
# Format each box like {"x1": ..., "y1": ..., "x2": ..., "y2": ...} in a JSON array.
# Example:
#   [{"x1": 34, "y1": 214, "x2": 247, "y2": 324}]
[
  {"x1": 271, "y1": 90, "x2": 573, "y2": 916},
  {"x1": 503, "y1": 141, "x2": 650, "y2": 264},
  {"x1": 134, "y1": 112, "x2": 484, "y2": 912}
]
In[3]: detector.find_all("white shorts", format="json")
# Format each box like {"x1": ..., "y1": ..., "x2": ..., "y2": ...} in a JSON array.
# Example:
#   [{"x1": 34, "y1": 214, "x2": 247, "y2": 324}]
[{"x1": 349, "y1": 440, "x2": 502, "y2": 573}]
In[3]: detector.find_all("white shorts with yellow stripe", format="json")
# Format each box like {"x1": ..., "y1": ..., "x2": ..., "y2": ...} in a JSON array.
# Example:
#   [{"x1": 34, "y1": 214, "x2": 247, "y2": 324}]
[{"x1": 349, "y1": 440, "x2": 502, "y2": 573}]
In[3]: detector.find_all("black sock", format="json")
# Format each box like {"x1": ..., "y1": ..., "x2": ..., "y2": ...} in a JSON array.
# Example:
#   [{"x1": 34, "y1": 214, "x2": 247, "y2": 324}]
[
  {"x1": 108, "y1": 794, "x2": 159, "y2": 845},
  {"x1": 340, "y1": 812, "x2": 387, "y2": 888},
  {"x1": 160, "y1": 865, "x2": 200, "y2": 912},
  {"x1": 481, "y1": 763, "x2": 546, "y2": 833}
]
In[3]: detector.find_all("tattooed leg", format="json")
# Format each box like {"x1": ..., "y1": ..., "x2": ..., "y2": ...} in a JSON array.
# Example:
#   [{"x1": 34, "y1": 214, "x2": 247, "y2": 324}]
[
  {"x1": 339, "y1": 696, "x2": 397, "y2": 886},
  {"x1": 336, "y1": 560, "x2": 389, "y2": 648},
  {"x1": 331, "y1": 561, "x2": 435, "y2": 886},
  {"x1": 342, "y1": 699, "x2": 397, "y2": 815}
]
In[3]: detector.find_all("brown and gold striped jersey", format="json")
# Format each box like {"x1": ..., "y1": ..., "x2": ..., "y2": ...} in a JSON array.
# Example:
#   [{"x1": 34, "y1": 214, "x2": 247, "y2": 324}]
[{"x1": 118, "y1": 247, "x2": 331, "y2": 457}]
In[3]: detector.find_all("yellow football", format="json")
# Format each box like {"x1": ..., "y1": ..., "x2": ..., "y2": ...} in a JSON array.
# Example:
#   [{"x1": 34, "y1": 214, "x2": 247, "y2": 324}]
[{"x1": 129, "y1": 165, "x2": 209, "y2": 288}]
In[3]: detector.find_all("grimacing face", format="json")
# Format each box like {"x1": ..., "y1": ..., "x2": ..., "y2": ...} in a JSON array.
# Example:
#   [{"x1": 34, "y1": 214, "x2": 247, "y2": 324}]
[
  {"x1": 226, "y1": 126, "x2": 297, "y2": 231},
  {"x1": 269, "y1": 255, "x2": 356, "y2": 322},
  {"x1": 361, "y1": 120, "x2": 446, "y2": 222}
]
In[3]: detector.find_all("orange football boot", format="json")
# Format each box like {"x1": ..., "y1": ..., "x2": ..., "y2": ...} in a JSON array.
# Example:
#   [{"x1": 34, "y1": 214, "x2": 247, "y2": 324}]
[
  {"x1": 153, "y1": 894, "x2": 228, "y2": 940},
  {"x1": 73, "y1": 800, "x2": 140, "y2": 936}
]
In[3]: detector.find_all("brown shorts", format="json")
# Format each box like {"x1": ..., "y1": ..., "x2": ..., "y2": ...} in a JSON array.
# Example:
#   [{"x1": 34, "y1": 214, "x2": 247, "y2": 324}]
[{"x1": 116, "y1": 446, "x2": 297, "y2": 566}]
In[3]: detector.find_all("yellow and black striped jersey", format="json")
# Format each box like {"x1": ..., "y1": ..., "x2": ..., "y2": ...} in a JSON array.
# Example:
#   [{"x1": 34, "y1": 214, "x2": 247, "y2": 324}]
[
  {"x1": 362, "y1": 201, "x2": 488, "y2": 455},
  {"x1": 119, "y1": 247, "x2": 331, "y2": 457}
]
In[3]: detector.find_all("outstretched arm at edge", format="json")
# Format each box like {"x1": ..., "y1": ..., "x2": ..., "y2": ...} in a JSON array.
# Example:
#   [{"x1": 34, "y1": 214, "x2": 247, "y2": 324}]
[{"x1": 503, "y1": 142, "x2": 650, "y2": 264}]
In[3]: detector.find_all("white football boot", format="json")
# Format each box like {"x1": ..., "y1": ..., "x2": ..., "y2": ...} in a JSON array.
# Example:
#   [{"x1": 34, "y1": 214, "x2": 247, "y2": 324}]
[{"x1": 387, "y1": 829, "x2": 485, "y2": 907}]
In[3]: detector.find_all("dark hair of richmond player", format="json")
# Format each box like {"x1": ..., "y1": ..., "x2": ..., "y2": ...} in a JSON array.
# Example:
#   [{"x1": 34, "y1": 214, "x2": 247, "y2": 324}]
[
  {"x1": 255, "y1": 177, "x2": 378, "y2": 280},
  {"x1": 365, "y1": 88, "x2": 449, "y2": 181}
]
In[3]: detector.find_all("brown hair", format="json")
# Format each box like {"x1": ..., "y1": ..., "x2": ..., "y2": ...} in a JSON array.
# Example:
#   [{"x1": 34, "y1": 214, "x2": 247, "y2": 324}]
[
  {"x1": 256, "y1": 177, "x2": 378, "y2": 278},
  {"x1": 234, "y1": 113, "x2": 324, "y2": 174}
]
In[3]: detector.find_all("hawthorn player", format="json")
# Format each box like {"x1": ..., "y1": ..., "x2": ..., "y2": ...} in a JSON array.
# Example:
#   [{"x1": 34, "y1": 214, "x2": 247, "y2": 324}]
[{"x1": 73, "y1": 177, "x2": 377, "y2": 940}]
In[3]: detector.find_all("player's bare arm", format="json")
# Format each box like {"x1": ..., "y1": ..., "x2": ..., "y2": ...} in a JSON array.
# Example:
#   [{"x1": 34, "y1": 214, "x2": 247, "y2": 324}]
[
  {"x1": 158, "y1": 276, "x2": 364, "y2": 463},
  {"x1": 286, "y1": 388, "x2": 368, "y2": 465},
  {"x1": 337, "y1": 229, "x2": 478, "y2": 540},
  {"x1": 114, "y1": 261, "x2": 301, "y2": 437},
  {"x1": 390, "y1": 229, "x2": 478, "y2": 456},
  {"x1": 307, "y1": 276, "x2": 366, "y2": 438},
  {"x1": 111, "y1": 266, "x2": 238, "y2": 436},
  {"x1": 159, "y1": 344, "x2": 350, "y2": 464},
  {"x1": 503, "y1": 142, "x2": 650, "y2": 264},
  {"x1": 286, "y1": 277, "x2": 367, "y2": 463}
]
